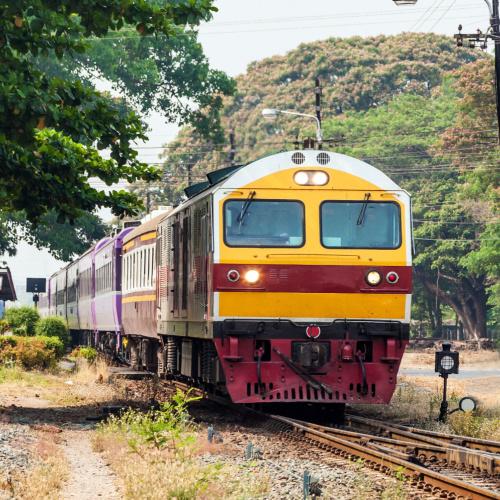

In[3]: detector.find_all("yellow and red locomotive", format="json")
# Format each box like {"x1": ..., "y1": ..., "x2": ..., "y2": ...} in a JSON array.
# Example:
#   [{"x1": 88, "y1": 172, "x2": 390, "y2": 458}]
[
  {"x1": 42, "y1": 148, "x2": 412, "y2": 409},
  {"x1": 150, "y1": 149, "x2": 412, "y2": 405}
]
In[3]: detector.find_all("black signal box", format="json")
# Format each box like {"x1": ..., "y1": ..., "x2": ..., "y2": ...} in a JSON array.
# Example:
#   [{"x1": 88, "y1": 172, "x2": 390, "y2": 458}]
[{"x1": 26, "y1": 278, "x2": 46, "y2": 293}]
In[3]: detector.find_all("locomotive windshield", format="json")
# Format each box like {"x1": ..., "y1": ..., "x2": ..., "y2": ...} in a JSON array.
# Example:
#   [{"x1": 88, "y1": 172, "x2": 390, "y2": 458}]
[
  {"x1": 321, "y1": 201, "x2": 401, "y2": 249},
  {"x1": 224, "y1": 199, "x2": 304, "y2": 247}
]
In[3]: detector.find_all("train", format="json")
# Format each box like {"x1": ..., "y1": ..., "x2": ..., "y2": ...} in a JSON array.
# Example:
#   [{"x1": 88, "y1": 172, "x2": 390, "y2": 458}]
[{"x1": 40, "y1": 149, "x2": 413, "y2": 408}]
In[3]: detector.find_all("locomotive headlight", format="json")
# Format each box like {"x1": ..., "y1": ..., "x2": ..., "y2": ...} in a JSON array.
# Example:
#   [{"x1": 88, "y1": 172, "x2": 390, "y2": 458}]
[
  {"x1": 366, "y1": 270, "x2": 382, "y2": 286},
  {"x1": 244, "y1": 269, "x2": 260, "y2": 284},
  {"x1": 293, "y1": 170, "x2": 329, "y2": 186},
  {"x1": 293, "y1": 171, "x2": 309, "y2": 185},
  {"x1": 311, "y1": 171, "x2": 329, "y2": 185}
]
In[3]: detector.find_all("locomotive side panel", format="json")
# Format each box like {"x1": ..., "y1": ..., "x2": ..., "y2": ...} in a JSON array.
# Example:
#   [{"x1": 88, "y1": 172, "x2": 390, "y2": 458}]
[{"x1": 158, "y1": 196, "x2": 213, "y2": 338}]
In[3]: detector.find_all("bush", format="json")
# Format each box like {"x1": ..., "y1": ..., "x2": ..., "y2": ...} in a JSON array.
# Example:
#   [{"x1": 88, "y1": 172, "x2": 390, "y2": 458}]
[
  {"x1": 35, "y1": 316, "x2": 70, "y2": 346},
  {"x1": 70, "y1": 346, "x2": 97, "y2": 363},
  {"x1": 0, "y1": 319, "x2": 9, "y2": 334},
  {"x1": 4, "y1": 306, "x2": 40, "y2": 336},
  {"x1": 0, "y1": 335, "x2": 64, "y2": 369}
]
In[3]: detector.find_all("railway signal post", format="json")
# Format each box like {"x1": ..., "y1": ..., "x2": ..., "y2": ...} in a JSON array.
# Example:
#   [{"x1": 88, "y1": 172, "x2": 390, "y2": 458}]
[{"x1": 435, "y1": 342, "x2": 459, "y2": 422}]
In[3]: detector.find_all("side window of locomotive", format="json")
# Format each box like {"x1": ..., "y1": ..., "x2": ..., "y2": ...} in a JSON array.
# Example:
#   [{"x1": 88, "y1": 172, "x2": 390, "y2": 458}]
[
  {"x1": 321, "y1": 202, "x2": 401, "y2": 249},
  {"x1": 224, "y1": 200, "x2": 304, "y2": 247}
]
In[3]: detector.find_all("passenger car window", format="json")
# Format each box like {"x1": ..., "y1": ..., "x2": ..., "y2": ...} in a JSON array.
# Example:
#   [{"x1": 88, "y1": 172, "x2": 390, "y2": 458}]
[
  {"x1": 224, "y1": 200, "x2": 304, "y2": 247},
  {"x1": 321, "y1": 202, "x2": 401, "y2": 249}
]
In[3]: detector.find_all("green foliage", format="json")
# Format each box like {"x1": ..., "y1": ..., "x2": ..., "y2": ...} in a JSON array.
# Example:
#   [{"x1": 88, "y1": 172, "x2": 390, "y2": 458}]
[
  {"x1": 35, "y1": 316, "x2": 70, "y2": 346},
  {"x1": 0, "y1": 210, "x2": 107, "y2": 261},
  {"x1": 0, "y1": 320, "x2": 8, "y2": 334},
  {"x1": 70, "y1": 346, "x2": 97, "y2": 364},
  {"x1": 101, "y1": 388, "x2": 201, "y2": 452},
  {"x1": 0, "y1": 335, "x2": 64, "y2": 369},
  {"x1": 4, "y1": 306, "x2": 40, "y2": 336},
  {"x1": 0, "y1": 0, "x2": 233, "y2": 258}
]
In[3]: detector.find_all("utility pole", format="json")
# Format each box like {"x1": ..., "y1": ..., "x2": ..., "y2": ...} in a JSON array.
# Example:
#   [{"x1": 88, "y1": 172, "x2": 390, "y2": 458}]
[
  {"x1": 227, "y1": 130, "x2": 236, "y2": 166},
  {"x1": 315, "y1": 77, "x2": 322, "y2": 150},
  {"x1": 454, "y1": 0, "x2": 500, "y2": 143}
]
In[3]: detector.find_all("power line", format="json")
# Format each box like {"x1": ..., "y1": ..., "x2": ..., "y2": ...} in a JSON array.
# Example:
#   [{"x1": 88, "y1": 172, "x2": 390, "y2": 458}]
[{"x1": 87, "y1": 13, "x2": 485, "y2": 42}]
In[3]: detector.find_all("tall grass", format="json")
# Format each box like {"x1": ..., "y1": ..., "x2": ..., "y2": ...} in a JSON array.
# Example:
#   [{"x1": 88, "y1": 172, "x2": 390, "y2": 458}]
[{"x1": 92, "y1": 389, "x2": 269, "y2": 499}]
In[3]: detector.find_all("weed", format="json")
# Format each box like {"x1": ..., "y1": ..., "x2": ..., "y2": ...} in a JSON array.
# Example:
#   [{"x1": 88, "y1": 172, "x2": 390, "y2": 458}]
[
  {"x1": 70, "y1": 346, "x2": 98, "y2": 363},
  {"x1": 93, "y1": 388, "x2": 268, "y2": 499}
]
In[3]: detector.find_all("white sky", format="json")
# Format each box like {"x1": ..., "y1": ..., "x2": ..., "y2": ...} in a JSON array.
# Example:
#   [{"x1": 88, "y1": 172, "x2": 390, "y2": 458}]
[{"x1": 5, "y1": 0, "x2": 489, "y2": 304}]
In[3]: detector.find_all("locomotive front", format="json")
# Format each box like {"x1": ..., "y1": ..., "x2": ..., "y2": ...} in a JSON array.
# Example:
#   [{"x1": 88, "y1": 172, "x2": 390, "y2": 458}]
[{"x1": 211, "y1": 150, "x2": 412, "y2": 405}]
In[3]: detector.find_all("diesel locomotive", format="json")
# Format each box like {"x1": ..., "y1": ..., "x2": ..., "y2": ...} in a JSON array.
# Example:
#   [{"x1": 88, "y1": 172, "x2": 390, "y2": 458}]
[{"x1": 40, "y1": 149, "x2": 413, "y2": 407}]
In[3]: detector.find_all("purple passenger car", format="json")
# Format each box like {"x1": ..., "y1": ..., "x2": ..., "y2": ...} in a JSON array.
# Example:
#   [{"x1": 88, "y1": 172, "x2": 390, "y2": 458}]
[{"x1": 40, "y1": 227, "x2": 132, "y2": 351}]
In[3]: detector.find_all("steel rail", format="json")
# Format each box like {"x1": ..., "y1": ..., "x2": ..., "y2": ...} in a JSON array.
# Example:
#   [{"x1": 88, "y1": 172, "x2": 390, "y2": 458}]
[
  {"x1": 290, "y1": 417, "x2": 499, "y2": 476},
  {"x1": 271, "y1": 414, "x2": 499, "y2": 500},
  {"x1": 346, "y1": 414, "x2": 500, "y2": 455}
]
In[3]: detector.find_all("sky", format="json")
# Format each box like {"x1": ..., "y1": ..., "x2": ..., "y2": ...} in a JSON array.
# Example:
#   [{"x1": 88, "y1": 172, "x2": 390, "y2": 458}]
[{"x1": 5, "y1": 0, "x2": 489, "y2": 304}]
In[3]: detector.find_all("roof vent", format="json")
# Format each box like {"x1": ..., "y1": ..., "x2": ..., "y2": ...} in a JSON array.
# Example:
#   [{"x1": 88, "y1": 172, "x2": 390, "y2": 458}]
[
  {"x1": 291, "y1": 152, "x2": 306, "y2": 165},
  {"x1": 317, "y1": 152, "x2": 330, "y2": 165}
]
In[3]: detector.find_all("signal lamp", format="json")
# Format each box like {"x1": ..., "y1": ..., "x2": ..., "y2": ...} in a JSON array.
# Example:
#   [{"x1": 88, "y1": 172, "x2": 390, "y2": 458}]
[
  {"x1": 435, "y1": 343, "x2": 459, "y2": 376},
  {"x1": 244, "y1": 269, "x2": 260, "y2": 284},
  {"x1": 227, "y1": 269, "x2": 240, "y2": 282},
  {"x1": 366, "y1": 270, "x2": 382, "y2": 286},
  {"x1": 293, "y1": 170, "x2": 329, "y2": 186},
  {"x1": 386, "y1": 271, "x2": 399, "y2": 284}
]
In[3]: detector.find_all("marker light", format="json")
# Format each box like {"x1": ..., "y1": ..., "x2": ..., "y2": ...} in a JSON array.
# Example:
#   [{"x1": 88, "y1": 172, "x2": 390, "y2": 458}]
[
  {"x1": 366, "y1": 270, "x2": 382, "y2": 286},
  {"x1": 244, "y1": 269, "x2": 260, "y2": 284},
  {"x1": 227, "y1": 269, "x2": 240, "y2": 282},
  {"x1": 386, "y1": 271, "x2": 399, "y2": 284},
  {"x1": 293, "y1": 170, "x2": 329, "y2": 186}
]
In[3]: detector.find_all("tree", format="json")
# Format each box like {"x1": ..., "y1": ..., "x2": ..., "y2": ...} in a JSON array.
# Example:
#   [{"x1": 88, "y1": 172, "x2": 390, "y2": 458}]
[
  {"x1": 0, "y1": 210, "x2": 107, "y2": 260},
  {"x1": 0, "y1": 0, "x2": 232, "y2": 258},
  {"x1": 161, "y1": 33, "x2": 483, "y2": 197}
]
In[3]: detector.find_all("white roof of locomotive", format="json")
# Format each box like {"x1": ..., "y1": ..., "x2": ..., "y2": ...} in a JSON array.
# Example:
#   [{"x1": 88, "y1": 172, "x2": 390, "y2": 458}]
[
  {"x1": 166, "y1": 149, "x2": 406, "y2": 219},
  {"x1": 219, "y1": 150, "x2": 402, "y2": 191}
]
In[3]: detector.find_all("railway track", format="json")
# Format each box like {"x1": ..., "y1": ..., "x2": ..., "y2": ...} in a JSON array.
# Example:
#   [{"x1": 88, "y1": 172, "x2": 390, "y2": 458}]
[
  {"x1": 344, "y1": 414, "x2": 500, "y2": 455},
  {"x1": 116, "y1": 373, "x2": 500, "y2": 499},
  {"x1": 166, "y1": 380, "x2": 500, "y2": 499},
  {"x1": 270, "y1": 415, "x2": 500, "y2": 499}
]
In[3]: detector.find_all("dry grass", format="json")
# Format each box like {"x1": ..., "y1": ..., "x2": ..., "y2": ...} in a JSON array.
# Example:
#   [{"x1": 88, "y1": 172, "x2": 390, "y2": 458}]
[
  {"x1": 0, "y1": 360, "x2": 118, "y2": 407},
  {"x1": 92, "y1": 429, "x2": 269, "y2": 499},
  {"x1": 355, "y1": 377, "x2": 500, "y2": 441},
  {"x1": 3, "y1": 435, "x2": 69, "y2": 500},
  {"x1": 402, "y1": 350, "x2": 500, "y2": 369},
  {"x1": 52, "y1": 358, "x2": 117, "y2": 406}
]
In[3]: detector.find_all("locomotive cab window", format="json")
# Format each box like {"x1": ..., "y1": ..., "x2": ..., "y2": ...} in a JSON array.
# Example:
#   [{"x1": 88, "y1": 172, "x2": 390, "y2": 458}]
[
  {"x1": 321, "y1": 201, "x2": 401, "y2": 249},
  {"x1": 224, "y1": 199, "x2": 304, "y2": 247}
]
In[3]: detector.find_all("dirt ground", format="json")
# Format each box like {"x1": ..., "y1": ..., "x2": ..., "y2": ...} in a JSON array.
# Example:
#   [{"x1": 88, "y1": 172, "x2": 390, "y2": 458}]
[{"x1": 0, "y1": 352, "x2": 498, "y2": 499}]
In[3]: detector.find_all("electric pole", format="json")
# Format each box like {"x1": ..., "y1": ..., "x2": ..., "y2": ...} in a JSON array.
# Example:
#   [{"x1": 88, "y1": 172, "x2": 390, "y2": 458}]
[
  {"x1": 454, "y1": 0, "x2": 500, "y2": 143},
  {"x1": 227, "y1": 129, "x2": 236, "y2": 166},
  {"x1": 315, "y1": 77, "x2": 322, "y2": 150}
]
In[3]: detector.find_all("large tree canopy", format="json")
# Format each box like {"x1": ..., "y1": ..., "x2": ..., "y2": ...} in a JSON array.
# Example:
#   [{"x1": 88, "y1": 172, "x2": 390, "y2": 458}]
[{"x1": 0, "y1": 0, "x2": 234, "y2": 260}]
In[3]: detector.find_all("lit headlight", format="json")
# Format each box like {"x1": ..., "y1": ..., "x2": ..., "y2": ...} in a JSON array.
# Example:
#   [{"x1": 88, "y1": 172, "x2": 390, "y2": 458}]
[
  {"x1": 244, "y1": 269, "x2": 260, "y2": 284},
  {"x1": 293, "y1": 170, "x2": 329, "y2": 186},
  {"x1": 293, "y1": 171, "x2": 309, "y2": 185},
  {"x1": 311, "y1": 171, "x2": 329, "y2": 185},
  {"x1": 366, "y1": 270, "x2": 381, "y2": 286}
]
